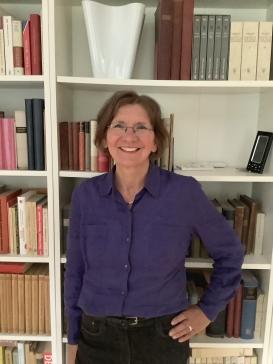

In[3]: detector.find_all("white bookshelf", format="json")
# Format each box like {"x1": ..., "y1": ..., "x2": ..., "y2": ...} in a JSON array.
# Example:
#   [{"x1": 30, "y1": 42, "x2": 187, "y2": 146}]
[
  {"x1": 0, "y1": 0, "x2": 56, "y2": 361},
  {"x1": 46, "y1": 0, "x2": 273, "y2": 363}
]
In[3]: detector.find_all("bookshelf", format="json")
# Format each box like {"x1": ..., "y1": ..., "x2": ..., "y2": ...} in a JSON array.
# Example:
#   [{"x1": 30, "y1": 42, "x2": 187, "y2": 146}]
[
  {"x1": 1, "y1": 0, "x2": 272, "y2": 362},
  {"x1": 0, "y1": 0, "x2": 56, "y2": 361},
  {"x1": 50, "y1": 0, "x2": 273, "y2": 363}
]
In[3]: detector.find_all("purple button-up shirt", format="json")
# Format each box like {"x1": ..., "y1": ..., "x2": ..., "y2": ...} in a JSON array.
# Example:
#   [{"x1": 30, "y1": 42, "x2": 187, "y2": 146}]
[{"x1": 64, "y1": 164, "x2": 244, "y2": 344}]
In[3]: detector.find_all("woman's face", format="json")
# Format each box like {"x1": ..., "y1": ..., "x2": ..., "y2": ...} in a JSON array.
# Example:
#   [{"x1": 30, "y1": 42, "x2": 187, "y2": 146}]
[{"x1": 105, "y1": 104, "x2": 157, "y2": 169}]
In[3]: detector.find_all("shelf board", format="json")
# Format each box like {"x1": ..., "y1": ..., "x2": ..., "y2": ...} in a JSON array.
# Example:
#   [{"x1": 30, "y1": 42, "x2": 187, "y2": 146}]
[
  {"x1": 61, "y1": 256, "x2": 270, "y2": 269},
  {"x1": 175, "y1": 168, "x2": 273, "y2": 182},
  {"x1": 59, "y1": 168, "x2": 273, "y2": 182},
  {"x1": 59, "y1": 170, "x2": 102, "y2": 178},
  {"x1": 190, "y1": 335, "x2": 263, "y2": 348},
  {"x1": 0, "y1": 75, "x2": 44, "y2": 88},
  {"x1": 0, "y1": 170, "x2": 47, "y2": 177},
  {"x1": 0, "y1": 255, "x2": 49, "y2": 263},
  {"x1": 57, "y1": 77, "x2": 273, "y2": 94},
  {"x1": 185, "y1": 256, "x2": 271, "y2": 270},
  {"x1": 0, "y1": 334, "x2": 51, "y2": 341}
]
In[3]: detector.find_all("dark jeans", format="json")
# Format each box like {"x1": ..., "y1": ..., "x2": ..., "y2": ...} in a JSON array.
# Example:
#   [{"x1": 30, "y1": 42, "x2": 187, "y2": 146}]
[{"x1": 76, "y1": 313, "x2": 190, "y2": 364}]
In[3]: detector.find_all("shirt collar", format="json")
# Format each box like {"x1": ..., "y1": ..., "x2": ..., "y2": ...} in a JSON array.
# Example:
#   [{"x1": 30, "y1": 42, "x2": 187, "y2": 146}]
[{"x1": 98, "y1": 163, "x2": 161, "y2": 198}]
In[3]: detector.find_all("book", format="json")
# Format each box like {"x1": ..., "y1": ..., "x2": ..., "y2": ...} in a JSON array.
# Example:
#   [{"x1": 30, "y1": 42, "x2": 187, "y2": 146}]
[
  {"x1": 180, "y1": 0, "x2": 194, "y2": 80},
  {"x1": 206, "y1": 15, "x2": 215, "y2": 80},
  {"x1": 240, "y1": 194, "x2": 258, "y2": 255},
  {"x1": 219, "y1": 15, "x2": 231, "y2": 80},
  {"x1": 228, "y1": 22, "x2": 243, "y2": 80},
  {"x1": 199, "y1": 15, "x2": 208, "y2": 80},
  {"x1": 32, "y1": 99, "x2": 45, "y2": 170},
  {"x1": 12, "y1": 20, "x2": 24, "y2": 75},
  {"x1": 0, "y1": 17, "x2": 5, "y2": 75},
  {"x1": 22, "y1": 19, "x2": 31, "y2": 75},
  {"x1": 213, "y1": 15, "x2": 223, "y2": 80},
  {"x1": 30, "y1": 14, "x2": 42, "y2": 75},
  {"x1": 170, "y1": 0, "x2": 183, "y2": 80},
  {"x1": 256, "y1": 21, "x2": 273, "y2": 80},
  {"x1": 233, "y1": 284, "x2": 243, "y2": 338},
  {"x1": 0, "y1": 262, "x2": 32, "y2": 273},
  {"x1": 59, "y1": 121, "x2": 69, "y2": 170},
  {"x1": 15, "y1": 111, "x2": 28, "y2": 170},
  {"x1": 3, "y1": 16, "x2": 14, "y2": 75},
  {"x1": 25, "y1": 99, "x2": 35, "y2": 170},
  {"x1": 0, "y1": 118, "x2": 17, "y2": 169},
  {"x1": 191, "y1": 15, "x2": 201, "y2": 80},
  {"x1": 241, "y1": 22, "x2": 259, "y2": 80},
  {"x1": 191, "y1": 348, "x2": 253, "y2": 358},
  {"x1": 90, "y1": 119, "x2": 98, "y2": 171}
]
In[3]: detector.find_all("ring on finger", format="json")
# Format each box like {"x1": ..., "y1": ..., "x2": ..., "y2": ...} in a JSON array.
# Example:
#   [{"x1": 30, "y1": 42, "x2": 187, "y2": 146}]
[{"x1": 188, "y1": 325, "x2": 193, "y2": 332}]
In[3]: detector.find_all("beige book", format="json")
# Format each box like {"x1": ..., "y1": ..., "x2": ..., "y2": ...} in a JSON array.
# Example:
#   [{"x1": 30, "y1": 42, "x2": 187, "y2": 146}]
[
  {"x1": 8, "y1": 206, "x2": 14, "y2": 254},
  {"x1": 0, "y1": 275, "x2": 4, "y2": 331},
  {"x1": 18, "y1": 190, "x2": 36, "y2": 255},
  {"x1": 25, "y1": 271, "x2": 32, "y2": 333},
  {"x1": 44, "y1": 266, "x2": 51, "y2": 334},
  {"x1": 228, "y1": 22, "x2": 243, "y2": 80},
  {"x1": 15, "y1": 111, "x2": 28, "y2": 170},
  {"x1": 90, "y1": 120, "x2": 98, "y2": 171},
  {"x1": 4, "y1": 347, "x2": 13, "y2": 364},
  {"x1": 254, "y1": 211, "x2": 265, "y2": 255},
  {"x1": 3, "y1": 16, "x2": 14, "y2": 75},
  {"x1": 191, "y1": 348, "x2": 253, "y2": 358},
  {"x1": 256, "y1": 22, "x2": 273, "y2": 80},
  {"x1": 18, "y1": 273, "x2": 25, "y2": 333},
  {"x1": 26, "y1": 194, "x2": 46, "y2": 255},
  {"x1": 241, "y1": 22, "x2": 259, "y2": 80},
  {"x1": 31, "y1": 266, "x2": 39, "y2": 334},
  {"x1": 12, "y1": 20, "x2": 23, "y2": 75},
  {"x1": 0, "y1": 28, "x2": 5, "y2": 75},
  {"x1": 11, "y1": 274, "x2": 19, "y2": 333},
  {"x1": 38, "y1": 266, "x2": 45, "y2": 334}
]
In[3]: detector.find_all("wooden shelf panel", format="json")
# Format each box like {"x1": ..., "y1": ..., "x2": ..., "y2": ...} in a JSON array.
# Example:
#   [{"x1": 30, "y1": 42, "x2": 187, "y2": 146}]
[
  {"x1": 0, "y1": 75, "x2": 44, "y2": 88},
  {"x1": 0, "y1": 255, "x2": 49, "y2": 263},
  {"x1": 0, "y1": 334, "x2": 51, "y2": 341},
  {"x1": 0, "y1": 170, "x2": 47, "y2": 177}
]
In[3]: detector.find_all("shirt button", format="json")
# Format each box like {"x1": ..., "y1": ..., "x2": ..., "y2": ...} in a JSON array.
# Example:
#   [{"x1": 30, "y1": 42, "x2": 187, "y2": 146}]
[
  {"x1": 121, "y1": 291, "x2": 125, "y2": 296},
  {"x1": 126, "y1": 237, "x2": 130, "y2": 242},
  {"x1": 124, "y1": 264, "x2": 128, "y2": 269}
]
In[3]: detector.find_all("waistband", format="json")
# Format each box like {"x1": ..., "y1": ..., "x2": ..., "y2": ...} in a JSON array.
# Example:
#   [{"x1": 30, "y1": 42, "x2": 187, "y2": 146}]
[{"x1": 82, "y1": 312, "x2": 179, "y2": 328}]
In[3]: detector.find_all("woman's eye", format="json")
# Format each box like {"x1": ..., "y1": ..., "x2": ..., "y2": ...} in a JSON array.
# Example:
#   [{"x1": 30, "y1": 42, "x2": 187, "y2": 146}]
[
  {"x1": 113, "y1": 124, "x2": 124, "y2": 129},
  {"x1": 136, "y1": 125, "x2": 148, "y2": 130}
]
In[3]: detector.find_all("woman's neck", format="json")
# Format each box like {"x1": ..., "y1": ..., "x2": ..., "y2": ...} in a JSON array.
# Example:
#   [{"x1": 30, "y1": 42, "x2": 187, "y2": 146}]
[{"x1": 115, "y1": 162, "x2": 150, "y2": 203}]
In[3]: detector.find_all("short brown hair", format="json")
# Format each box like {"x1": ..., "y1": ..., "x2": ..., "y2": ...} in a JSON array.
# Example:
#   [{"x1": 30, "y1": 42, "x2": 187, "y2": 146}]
[{"x1": 95, "y1": 90, "x2": 169, "y2": 159}]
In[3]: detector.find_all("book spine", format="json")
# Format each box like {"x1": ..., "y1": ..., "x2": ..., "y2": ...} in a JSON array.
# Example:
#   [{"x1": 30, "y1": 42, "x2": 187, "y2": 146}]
[
  {"x1": 79, "y1": 121, "x2": 85, "y2": 171},
  {"x1": 220, "y1": 15, "x2": 231, "y2": 80},
  {"x1": 241, "y1": 22, "x2": 259, "y2": 80},
  {"x1": 213, "y1": 15, "x2": 223, "y2": 80},
  {"x1": 90, "y1": 120, "x2": 98, "y2": 171},
  {"x1": 22, "y1": 19, "x2": 31, "y2": 75},
  {"x1": 256, "y1": 21, "x2": 273, "y2": 80},
  {"x1": 25, "y1": 99, "x2": 35, "y2": 170},
  {"x1": 199, "y1": 15, "x2": 208, "y2": 80},
  {"x1": 84, "y1": 121, "x2": 90, "y2": 170},
  {"x1": 180, "y1": 0, "x2": 194, "y2": 80},
  {"x1": 240, "y1": 288, "x2": 257, "y2": 339},
  {"x1": 3, "y1": 16, "x2": 14, "y2": 75},
  {"x1": 171, "y1": 0, "x2": 183, "y2": 80},
  {"x1": 233, "y1": 284, "x2": 243, "y2": 337},
  {"x1": 59, "y1": 121, "x2": 69, "y2": 170},
  {"x1": 72, "y1": 122, "x2": 79, "y2": 170},
  {"x1": 15, "y1": 110, "x2": 28, "y2": 169},
  {"x1": 206, "y1": 15, "x2": 215, "y2": 80},
  {"x1": 12, "y1": 20, "x2": 24, "y2": 75},
  {"x1": 0, "y1": 17, "x2": 5, "y2": 75},
  {"x1": 228, "y1": 22, "x2": 243, "y2": 80},
  {"x1": 191, "y1": 15, "x2": 201, "y2": 80},
  {"x1": 37, "y1": 203, "x2": 43, "y2": 255},
  {"x1": 29, "y1": 14, "x2": 42, "y2": 75},
  {"x1": 32, "y1": 98, "x2": 45, "y2": 170}
]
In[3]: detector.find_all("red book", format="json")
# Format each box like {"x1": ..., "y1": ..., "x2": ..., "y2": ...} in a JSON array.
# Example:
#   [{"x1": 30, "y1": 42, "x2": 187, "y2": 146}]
[
  {"x1": 233, "y1": 284, "x2": 243, "y2": 338},
  {"x1": 79, "y1": 121, "x2": 85, "y2": 171},
  {"x1": 0, "y1": 262, "x2": 32, "y2": 273},
  {"x1": 0, "y1": 189, "x2": 22, "y2": 253},
  {"x1": 23, "y1": 19, "x2": 31, "y2": 75},
  {"x1": 98, "y1": 150, "x2": 110, "y2": 172},
  {"x1": 37, "y1": 199, "x2": 47, "y2": 256},
  {"x1": 226, "y1": 296, "x2": 235, "y2": 337},
  {"x1": 1, "y1": 118, "x2": 17, "y2": 169},
  {"x1": 72, "y1": 122, "x2": 80, "y2": 170},
  {"x1": 29, "y1": 14, "x2": 42, "y2": 75},
  {"x1": 0, "y1": 118, "x2": 4, "y2": 169},
  {"x1": 171, "y1": 0, "x2": 183, "y2": 80},
  {"x1": 180, "y1": 0, "x2": 194, "y2": 80}
]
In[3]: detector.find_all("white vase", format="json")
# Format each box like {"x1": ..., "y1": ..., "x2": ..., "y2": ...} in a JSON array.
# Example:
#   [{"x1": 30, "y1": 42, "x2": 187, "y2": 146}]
[{"x1": 82, "y1": 0, "x2": 145, "y2": 79}]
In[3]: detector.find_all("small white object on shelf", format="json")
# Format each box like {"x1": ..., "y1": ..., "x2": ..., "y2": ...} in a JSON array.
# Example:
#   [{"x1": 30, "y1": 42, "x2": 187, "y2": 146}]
[{"x1": 176, "y1": 161, "x2": 227, "y2": 171}]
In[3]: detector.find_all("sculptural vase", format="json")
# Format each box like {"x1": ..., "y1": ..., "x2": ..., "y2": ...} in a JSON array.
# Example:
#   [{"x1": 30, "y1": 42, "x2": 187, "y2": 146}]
[{"x1": 82, "y1": 0, "x2": 145, "y2": 79}]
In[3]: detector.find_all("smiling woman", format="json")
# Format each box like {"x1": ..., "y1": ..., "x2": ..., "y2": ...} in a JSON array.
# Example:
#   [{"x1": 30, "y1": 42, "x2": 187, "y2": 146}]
[{"x1": 64, "y1": 90, "x2": 244, "y2": 364}]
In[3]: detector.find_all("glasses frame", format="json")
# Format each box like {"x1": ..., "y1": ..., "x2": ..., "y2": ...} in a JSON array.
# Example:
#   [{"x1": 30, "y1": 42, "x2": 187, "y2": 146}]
[{"x1": 107, "y1": 123, "x2": 154, "y2": 135}]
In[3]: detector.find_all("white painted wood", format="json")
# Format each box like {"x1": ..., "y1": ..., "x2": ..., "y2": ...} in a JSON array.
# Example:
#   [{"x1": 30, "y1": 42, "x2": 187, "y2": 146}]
[
  {"x1": 0, "y1": 255, "x2": 50, "y2": 263},
  {"x1": 0, "y1": 334, "x2": 51, "y2": 341}
]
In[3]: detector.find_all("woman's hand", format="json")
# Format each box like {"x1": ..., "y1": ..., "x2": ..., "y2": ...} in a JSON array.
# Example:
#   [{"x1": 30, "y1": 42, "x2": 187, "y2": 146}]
[
  {"x1": 67, "y1": 344, "x2": 78, "y2": 364},
  {"x1": 169, "y1": 305, "x2": 211, "y2": 342}
]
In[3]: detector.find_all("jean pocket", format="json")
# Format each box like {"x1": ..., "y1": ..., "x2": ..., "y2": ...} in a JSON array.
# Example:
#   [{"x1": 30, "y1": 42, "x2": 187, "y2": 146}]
[
  {"x1": 81, "y1": 317, "x2": 106, "y2": 337},
  {"x1": 155, "y1": 320, "x2": 172, "y2": 338}
]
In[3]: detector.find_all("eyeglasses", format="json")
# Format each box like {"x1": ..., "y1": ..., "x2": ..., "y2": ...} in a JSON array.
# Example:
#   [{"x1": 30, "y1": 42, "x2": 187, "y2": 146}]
[{"x1": 108, "y1": 123, "x2": 154, "y2": 136}]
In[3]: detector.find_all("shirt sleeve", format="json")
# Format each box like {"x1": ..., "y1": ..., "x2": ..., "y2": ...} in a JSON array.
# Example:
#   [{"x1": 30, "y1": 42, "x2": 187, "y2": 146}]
[
  {"x1": 189, "y1": 178, "x2": 244, "y2": 321},
  {"x1": 64, "y1": 186, "x2": 85, "y2": 344}
]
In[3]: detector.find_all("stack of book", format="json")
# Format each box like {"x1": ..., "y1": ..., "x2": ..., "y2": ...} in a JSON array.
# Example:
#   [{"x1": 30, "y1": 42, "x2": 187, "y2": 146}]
[
  {"x1": 0, "y1": 99, "x2": 45, "y2": 171},
  {"x1": 0, "y1": 341, "x2": 52, "y2": 364},
  {"x1": 0, "y1": 11, "x2": 42, "y2": 76},
  {"x1": 0, "y1": 263, "x2": 50, "y2": 336},
  {"x1": 0, "y1": 186, "x2": 48, "y2": 256},
  {"x1": 189, "y1": 348, "x2": 257, "y2": 364},
  {"x1": 189, "y1": 194, "x2": 264, "y2": 258}
]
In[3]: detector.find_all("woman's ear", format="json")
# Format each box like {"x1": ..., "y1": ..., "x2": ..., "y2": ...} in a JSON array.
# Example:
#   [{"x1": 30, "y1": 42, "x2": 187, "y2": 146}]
[
  {"x1": 152, "y1": 142, "x2": 157, "y2": 153},
  {"x1": 102, "y1": 139, "x2": 108, "y2": 149}
]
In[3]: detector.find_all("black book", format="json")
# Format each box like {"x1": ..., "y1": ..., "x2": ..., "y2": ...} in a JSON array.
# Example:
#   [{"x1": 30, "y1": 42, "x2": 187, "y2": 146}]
[
  {"x1": 32, "y1": 98, "x2": 45, "y2": 170},
  {"x1": 25, "y1": 99, "x2": 35, "y2": 170}
]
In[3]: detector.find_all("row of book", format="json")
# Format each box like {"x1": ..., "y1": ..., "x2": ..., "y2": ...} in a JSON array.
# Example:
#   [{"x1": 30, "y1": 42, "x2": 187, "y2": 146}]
[
  {"x1": 0, "y1": 263, "x2": 50, "y2": 335},
  {"x1": 189, "y1": 194, "x2": 264, "y2": 258},
  {"x1": 192, "y1": 18, "x2": 272, "y2": 81},
  {"x1": 188, "y1": 270, "x2": 263, "y2": 340},
  {"x1": 0, "y1": 341, "x2": 52, "y2": 364},
  {"x1": 0, "y1": 99, "x2": 45, "y2": 171},
  {"x1": 189, "y1": 348, "x2": 257, "y2": 364},
  {"x1": 0, "y1": 12, "x2": 42, "y2": 76},
  {"x1": 0, "y1": 186, "x2": 48, "y2": 256}
]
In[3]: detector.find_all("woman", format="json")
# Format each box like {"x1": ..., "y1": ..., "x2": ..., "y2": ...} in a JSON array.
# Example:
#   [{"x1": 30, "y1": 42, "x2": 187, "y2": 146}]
[{"x1": 65, "y1": 90, "x2": 244, "y2": 364}]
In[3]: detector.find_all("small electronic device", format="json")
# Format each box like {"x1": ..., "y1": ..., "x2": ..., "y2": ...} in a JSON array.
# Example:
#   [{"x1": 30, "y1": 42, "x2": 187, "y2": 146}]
[{"x1": 246, "y1": 131, "x2": 273, "y2": 174}]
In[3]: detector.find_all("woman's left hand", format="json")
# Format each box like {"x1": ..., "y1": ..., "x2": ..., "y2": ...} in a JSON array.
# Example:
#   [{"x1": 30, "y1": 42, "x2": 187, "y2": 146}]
[{"x1": 168, "y1": 305, "x2": 211, "y2": 342}]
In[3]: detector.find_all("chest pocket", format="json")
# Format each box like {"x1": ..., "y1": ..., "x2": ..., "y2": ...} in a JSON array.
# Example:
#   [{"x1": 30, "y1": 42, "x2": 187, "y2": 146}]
[{"x1": 83, "y1": 224, "x2": 109, "y2": 266}]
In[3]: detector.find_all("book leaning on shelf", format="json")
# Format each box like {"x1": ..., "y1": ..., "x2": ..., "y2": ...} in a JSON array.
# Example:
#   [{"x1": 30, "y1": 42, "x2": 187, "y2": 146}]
[
  {"x1": 0, "y1": 187, "x2": 48, "y2": 255},
  {"x1": 189, "y1": 348, "x2": 258, "y2": 364}
]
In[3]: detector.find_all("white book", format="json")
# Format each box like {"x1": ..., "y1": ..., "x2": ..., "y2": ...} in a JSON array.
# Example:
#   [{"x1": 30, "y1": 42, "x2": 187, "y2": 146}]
[
  {"x1": 250, "y1": 355, "x2": 258, "y2": 364},
  {"x1": 15, "y1": 110, "x2": 28, "y2": 169},
  {"x1": 241, "y1": 22, "x2": 259, "y2": 80},
  {"x1": 17, "y1": 342, "x2": 25, "y2": 364},
  {"x1": 228, "y1": 22, "x2": 243, "y2": 80},
  {"x1": 191, "y1": 348, "x2": 253, "y2": 358},
  {"x1": 3, "y1": 15, "x2": 14, "y2": 75},
  {"x1": 224, "y1": 358, "x2": 231, "y2": 364},
  {"x1": 256, "y1": 21, "x2": 272, "y2": 80},
  {"x1": 90, "y1": 119, "x2": 98, "y2": 171},
  {"x1": 12, "y1": 20, "x2": 24, "y2": 75},
  {"x1": 254, "y1": 211, "x2": 265, "y2": 255},
  {"x1": 17, "y1": 190, "x2": 36, "y2": 255},
  {"x1": 0, "y1": 28, "x2": 5, "y2": 75}
]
